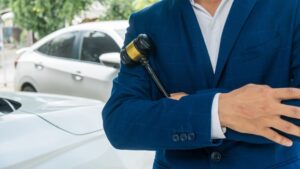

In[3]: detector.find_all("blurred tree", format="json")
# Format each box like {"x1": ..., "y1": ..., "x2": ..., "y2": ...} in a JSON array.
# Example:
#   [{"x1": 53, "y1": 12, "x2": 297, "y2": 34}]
[
  {"x1": 0, "y1": 0, "x2": 10, "y2": 10},
  {"x1": 101, "y1": 0, "x2": 158, "y2": 20},
  {"x1": 11, "y1": 0, "x2": 93, "y2": 38},
  {"x1": 101, "y1": 0, "x2": 134, "y2": 20},
  {"x1": 133, "y1": 0, "x2": 158, "y2": 10}
]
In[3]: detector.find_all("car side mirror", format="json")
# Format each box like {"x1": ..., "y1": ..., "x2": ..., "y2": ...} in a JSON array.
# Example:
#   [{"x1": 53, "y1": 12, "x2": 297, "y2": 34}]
[{"x1": 99, "y1": 52, "x2": 120, "y2": 69}]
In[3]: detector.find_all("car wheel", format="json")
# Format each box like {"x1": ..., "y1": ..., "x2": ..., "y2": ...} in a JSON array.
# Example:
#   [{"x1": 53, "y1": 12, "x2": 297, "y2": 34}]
[{"x1": 22, "y1": 85, "x2": 37, "y2": 92}]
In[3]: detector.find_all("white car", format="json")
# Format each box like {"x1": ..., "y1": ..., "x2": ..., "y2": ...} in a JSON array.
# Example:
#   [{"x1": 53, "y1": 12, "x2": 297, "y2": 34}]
[
  {"x1": 15, "y1": 21, "x2": 126, "y2": 102},
  {"x1": 0, "y1": 92, "x2": 154, "y2": 169}
]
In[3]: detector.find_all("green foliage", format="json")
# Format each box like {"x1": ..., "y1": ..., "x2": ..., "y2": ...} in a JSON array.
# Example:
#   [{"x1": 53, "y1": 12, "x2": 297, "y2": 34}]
[
  {"x1": 4, "y1": 0, "x2": 158, "y2": 38},
  {"x1": 11, "y1": 0, "x2": 93, "y2": 38},
  {"x1": 101, "y1": 0, "x2": 134, "y2": 20},
  {"x1": 133, "y1": 0, "x2": 158, "y2": 10},
  {"x1": 101, "y1": 0, "x2": 158, "y2": 20},
  {"x1": 0, "y1": 0, "x2": 10, "y2": 10}
]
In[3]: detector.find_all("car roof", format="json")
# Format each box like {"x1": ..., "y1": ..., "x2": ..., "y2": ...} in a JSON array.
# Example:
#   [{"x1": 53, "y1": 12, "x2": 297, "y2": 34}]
[
  {"x1": 63, "y1": 20, "x2": 128, "y2": 32},
  {"x1": 31, "y1": 20, "x2": 128, "y2": 49}
]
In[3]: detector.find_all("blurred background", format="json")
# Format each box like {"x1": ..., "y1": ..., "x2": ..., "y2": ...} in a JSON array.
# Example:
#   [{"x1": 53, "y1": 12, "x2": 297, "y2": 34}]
[
  {"x1": 0, "y1": 0, "x2": 158, "y2": 93},
  {"x1": 0, "y1": 1, "x2": 159, "y2": 169}
]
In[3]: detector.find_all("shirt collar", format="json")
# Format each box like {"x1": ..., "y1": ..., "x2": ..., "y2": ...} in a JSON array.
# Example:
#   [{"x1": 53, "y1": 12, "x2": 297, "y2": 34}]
[{"x1": 190, "y1": 0, "x2": 233, "y2": 17}]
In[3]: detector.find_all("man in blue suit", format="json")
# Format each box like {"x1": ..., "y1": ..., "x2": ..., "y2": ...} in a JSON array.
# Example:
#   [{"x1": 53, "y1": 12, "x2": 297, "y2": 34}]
[{"x1": 103, "y1": 0, "x2": 300, "y2": 168}]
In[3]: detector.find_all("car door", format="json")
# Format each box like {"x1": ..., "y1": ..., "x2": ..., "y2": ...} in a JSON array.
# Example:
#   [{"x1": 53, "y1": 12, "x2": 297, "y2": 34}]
[
  {"x1": 73, "y1": 31, "x2": 120, "y2": 101},
  {"x1": 34, "y1": 32, "x2": 82, "y2": 96}
]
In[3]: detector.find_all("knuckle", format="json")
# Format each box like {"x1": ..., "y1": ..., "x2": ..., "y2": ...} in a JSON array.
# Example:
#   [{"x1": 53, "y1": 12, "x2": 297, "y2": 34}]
[
  {"x1": 290, "y1": 107, "x2": 300, "y2": 116},
  {"x1": 286, "y1": 88, "x2": 297, "y2": 96},
  {"x1": 268, "y1": 116, "x2": 279, "y2": 124},
  {"x1": 263, "y1": 88, "x2": 273, "y2": 94},
  {"x1": 269, "y1": 89, "x2": 277, "y2": 97},
  {"x1": 259, "y1": 86, "x2": 272, "y2": 95},
  {"x1": 274, "y1": 116, "x2": 281, "y2": 121},
  {"x1": 265, "y1": 117, "x2": 278, "y2": 127},
  {"x1": 260, "y1": 101, "x2": 274, "y2": 113},
  {"x1": 296, "y1": 108, "x2": 300, "y2": 115},
  {"x1": 245, "y1": 84, "x2": 255, "y2": 89},
  {"x1": 284, "y1": 124, "x2": 293, "y2": 132},
  {"x1": 273, "y1": 134, "x2": 285, "y2": 144},
  {"x1": 246, "y1": 83, "x2": 259, "y2": 89},
  {"x1": 259, "y1": 117, "x2": 267, "y2": 123},
  {"x1": 270, "y1": 133, "x2": 279, "y2": 141},
  {"x1": 270, "y1": 89, "x2": 280, "y2": 98},
  {"x1": 262, "y1": 118, "x2": 273, "y2": 127},
  {"x1": 261, "y1": 85, "x2": 271, "y2": 89}
]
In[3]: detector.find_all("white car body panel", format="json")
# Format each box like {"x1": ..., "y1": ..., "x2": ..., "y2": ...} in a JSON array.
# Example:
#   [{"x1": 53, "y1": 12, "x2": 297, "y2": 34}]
[
  {"x1": 15, "y1": 21, "x2": 127, "y2": 101},
  {"x1": 0, "y1": 92, "x2": 154, "y2": 169},
  {"x1": 61, "y1": 59, "x2": 118, "y2": 101}
]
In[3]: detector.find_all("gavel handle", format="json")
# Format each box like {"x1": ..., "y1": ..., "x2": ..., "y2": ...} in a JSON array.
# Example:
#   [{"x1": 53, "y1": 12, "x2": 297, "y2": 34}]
[{"x1": 140, "y1": 57, "x2": 170, "y2": 97}]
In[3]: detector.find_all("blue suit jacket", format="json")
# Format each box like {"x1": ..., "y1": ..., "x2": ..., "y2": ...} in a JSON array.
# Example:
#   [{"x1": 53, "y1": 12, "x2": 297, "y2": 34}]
[{"x1": 102, "y1": 0, "x2": 300, "y2": 168}]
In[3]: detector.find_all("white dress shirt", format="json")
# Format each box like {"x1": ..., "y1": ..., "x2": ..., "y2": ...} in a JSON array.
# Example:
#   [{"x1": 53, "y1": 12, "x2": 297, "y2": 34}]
[{"x1": 190, "y1": 0, "x2": 234, "y2": 139}]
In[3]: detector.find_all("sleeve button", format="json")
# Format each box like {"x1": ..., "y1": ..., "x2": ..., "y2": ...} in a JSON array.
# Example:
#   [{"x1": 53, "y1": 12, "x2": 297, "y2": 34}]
[
  {"x1": 180, "y1": 133, "x2": 188, "y2": 142},
  {"x1": 172, "y1": 134, "x2": 180, "y2": 142},
  {"x1": 188, "y1": 133, "x2": 195, "y2": 141}
]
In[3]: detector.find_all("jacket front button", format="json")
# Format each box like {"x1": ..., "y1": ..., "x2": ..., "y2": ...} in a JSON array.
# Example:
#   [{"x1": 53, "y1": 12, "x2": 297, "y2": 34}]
[
  {"x1": 172, "y1": 134, "x2": 180, "y2": 142},
  {"x1": 211, "y1": 151, "x2": 222, "y2": 162}
]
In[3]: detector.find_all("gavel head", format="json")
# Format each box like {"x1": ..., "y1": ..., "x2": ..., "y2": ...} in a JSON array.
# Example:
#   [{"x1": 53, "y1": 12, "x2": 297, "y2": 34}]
[{"x1": 121, "y1": 34, "x2": 154, "y2": 65}]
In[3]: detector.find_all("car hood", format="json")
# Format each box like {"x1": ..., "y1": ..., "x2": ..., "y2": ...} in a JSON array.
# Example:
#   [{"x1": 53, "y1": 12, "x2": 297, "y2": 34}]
[{"x1": 0, "y1": 92, "x2": 104, "y2": 135}]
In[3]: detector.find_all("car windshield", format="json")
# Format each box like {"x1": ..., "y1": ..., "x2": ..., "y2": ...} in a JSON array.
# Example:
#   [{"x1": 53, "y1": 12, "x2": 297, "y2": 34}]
[
  {"x1": 115, "y1": 29, "x2": 126, "y2": 40},
  {"x1": 0, "y1": 98, "x2": 22, "y2": 114}
]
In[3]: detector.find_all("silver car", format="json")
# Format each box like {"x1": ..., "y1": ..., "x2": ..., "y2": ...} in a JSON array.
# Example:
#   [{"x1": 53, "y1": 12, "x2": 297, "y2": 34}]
[{"x1": 15, "y1": 21, "x2": 127, "y2": 102}]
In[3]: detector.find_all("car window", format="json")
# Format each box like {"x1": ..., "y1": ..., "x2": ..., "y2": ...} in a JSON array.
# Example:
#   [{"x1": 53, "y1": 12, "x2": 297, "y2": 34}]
[
  {"x1": 0, "y1": 98, "x2": 21, "y2": 114},
  {"x1": 80, "y1": 31, "x2": 120, "y2": 63},
  {"x1": 37, "y1": 32, "x2": 78, "y2": 59},
  {"x1": 37, "y1": 41, "x2": 51, "y2": 55}
]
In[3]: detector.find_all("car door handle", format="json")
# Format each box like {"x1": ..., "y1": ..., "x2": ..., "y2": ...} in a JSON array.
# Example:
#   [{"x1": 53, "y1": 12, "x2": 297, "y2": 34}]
[
  {"x1": 71, "y1": 71, "x2": 83, "y2": 81},
  {"x1": 34, "y1": 63, "x2": 44, "y2": 70},
  {"x1": 72, "y1": 74, "x2": 83, "y2": 81}
]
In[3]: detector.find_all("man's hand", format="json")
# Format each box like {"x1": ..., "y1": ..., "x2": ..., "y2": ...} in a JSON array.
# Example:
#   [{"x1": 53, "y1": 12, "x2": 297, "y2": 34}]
[
  {"x1": 170, "y1": 92, "x2": 188, "y2": 100},
  {"x1": 219, "y1": 84, "x2": 300, "y2": 147}
]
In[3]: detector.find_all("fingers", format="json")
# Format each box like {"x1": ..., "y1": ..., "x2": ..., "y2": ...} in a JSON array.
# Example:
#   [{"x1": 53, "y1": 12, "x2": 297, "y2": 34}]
[
  {"x1": 170, "y1": 92, "x2": 187, "y2": 96},
  {"x1": 273, "y1": 88, "x2": 300, "y2": 100},
  {"x1": 258, "y1": 128, "x2": 293, "y2": 147},
  {"x1": 169, "y1": 92, "x2": 188, "y2": 101},
  {"x1": 267, "y1": 116, "x2": 300, "y2": 138},
  {"x1": 236, "y1": 117, "x2": 294, "y2": 147},
  {"x1": 276, "y1": 105, "x2": 300, "y2": 119}
]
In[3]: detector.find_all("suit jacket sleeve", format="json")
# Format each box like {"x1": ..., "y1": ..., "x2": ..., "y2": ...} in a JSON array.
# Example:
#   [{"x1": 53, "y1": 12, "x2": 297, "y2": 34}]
[{"x1": 102, "y1": 13, "x2": 226, "y2": 151}]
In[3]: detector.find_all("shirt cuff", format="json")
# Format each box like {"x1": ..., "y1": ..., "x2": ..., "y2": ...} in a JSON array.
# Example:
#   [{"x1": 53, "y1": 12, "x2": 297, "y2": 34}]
[{"x1": 211, "y1": 93, "x2": 226, "y2": 139}]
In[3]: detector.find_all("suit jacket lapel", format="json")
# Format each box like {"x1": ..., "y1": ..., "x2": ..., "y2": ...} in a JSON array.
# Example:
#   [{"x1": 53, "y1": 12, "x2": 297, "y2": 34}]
[
  {"x1": 213, "y1": 0, "x2": 258, "y2": 87},
  {"x1": 179, "y1": 0, "x2": 215, "y2": 87}
]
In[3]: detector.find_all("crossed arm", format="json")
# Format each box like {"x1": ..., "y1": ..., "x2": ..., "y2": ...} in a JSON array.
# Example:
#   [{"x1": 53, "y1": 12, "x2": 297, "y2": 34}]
[
  {"x1": 170, "y1": 85, "x2": 300, "y2": 147},
  {"x1": 102, "y1": 6, "x2": 300, "y2": 150}
]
